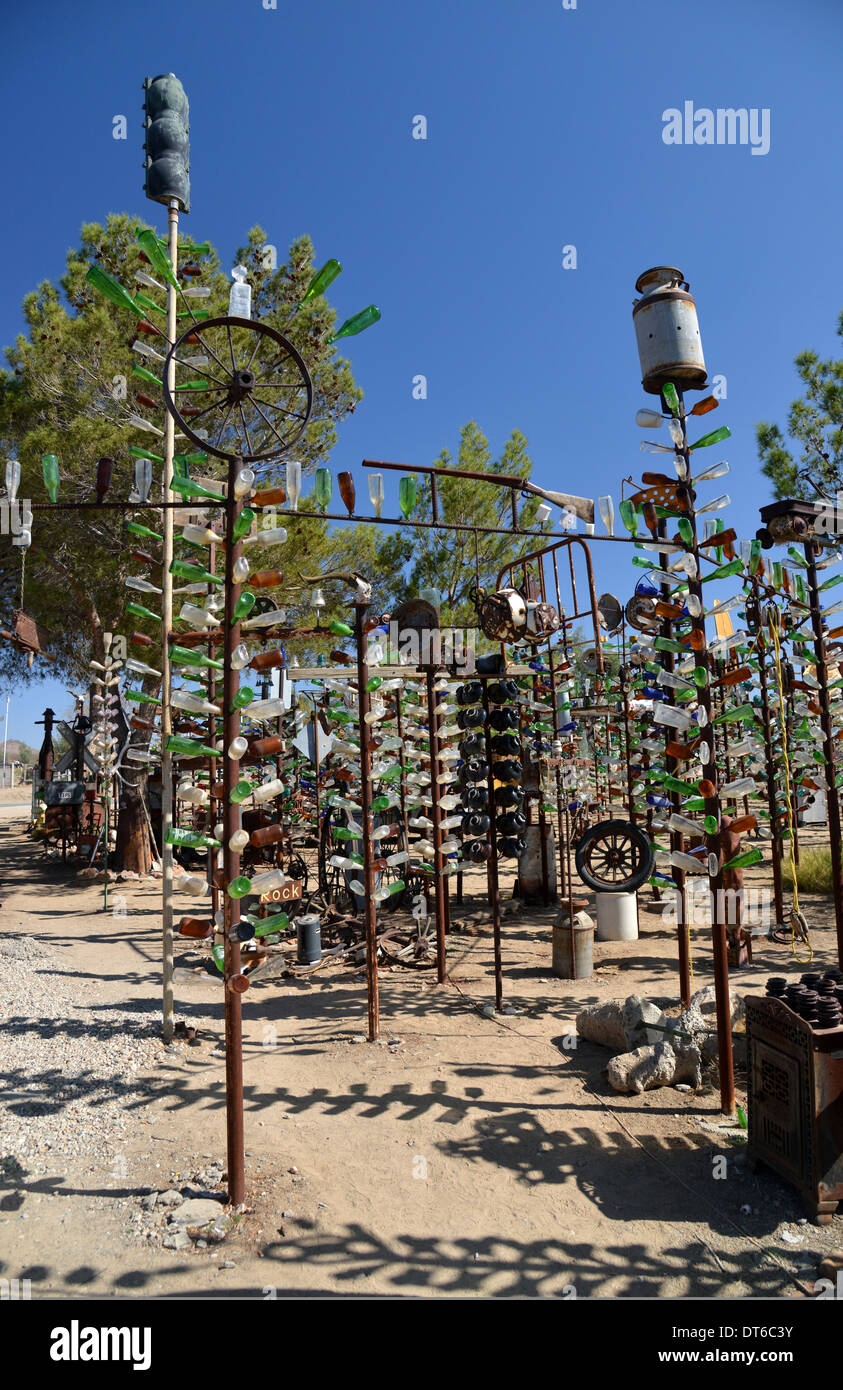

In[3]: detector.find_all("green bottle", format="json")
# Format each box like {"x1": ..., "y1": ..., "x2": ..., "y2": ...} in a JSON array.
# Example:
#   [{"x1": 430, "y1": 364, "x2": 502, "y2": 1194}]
[
  {"x1": 165, "y1": 826, "x2": 221, "y2": 850},
  {"x1": 678, "y1": 517, "x2": 694, "y2": 546},
  {"x1": 232, "y1": 591, "x2": 256, "y2": 624},
  {"x1": 129, "y1": 444, "x2": 164, "y2": 462},
  {"x1": 721, "y1": 847, "x2": 763, "y2": 871},
  {"x1": 712, "y1": 703, "x2": 756, "y2": 726},
  {"x1": 86, "y1": 263, "x2": 141, "y2": 314},
  {"x1": 170, "y1": 559, "x2": 223, "y2": 586},
  {"x1": 619, "y1": 499, "x2": 638, "y2": 536},
  {"x1": 125, "y1": 689, "x2": 162, "y2": 706},
  {"x1": 329, "y1": 620, "x2": 354, "y2": 637},
  {"x1": 227, "y1": 877, "x2": 253, "y2": 899},
  {"x1": 41, "y1": 454, "x2": 60, "y2": 502},
  {"x1": 701, "y1": 559, "x2": 743, "y2": 583},
  {"x1": 662, "y1": 382, "x2": 681, "y2": 418},
  {"x1": 126, "y1": 600, "x2": 161, "y2": 623},
  {"x1": 230, "y1": 779, "x2": 253, "y2": 804},
  {"x1": 137, "y1": 228, "x2": 180, "y2": 291},
  {"x1": 301, "y1": 258, "x2": 342, "y2": 305},
  {"x1": 690, "y1": 425, "x2": 731, "y2": 451},
  {"x1": 166, "y1": 734, "x2": 219, "y2": 759},
  {"x1": 231, "y1": 507, "x2": 256, "y2": 543},
  {"x1": 211, "y1": 943, "x2": 225, "y2": 974},
  {"x1": 254, "y1": 911, "x2": 291, "y2": 937},
  {"x1": 230, "y1": 686, "x2": 255, "y2": 712},
  {"x1": 749, "y1": 538, "x2": 762, "y2": 574},
  {"x1": 127, "y1": 521, "x2": 163, "y2": 543},
  {"x1": 132, "y1": 364, "x2": 160, "y2": 386},
  {"x1": 329, "y1": 304, "x2": 381, "y2": 343},
  {"x1": 169, "y1": 645, "x2": 224, "y2": 672},
  {"x1": 173, "y1": 379, "x2": 211, "y2": 392},
  {"x1": 170, "y1": 475, "x2": 225, "y2": 504}
]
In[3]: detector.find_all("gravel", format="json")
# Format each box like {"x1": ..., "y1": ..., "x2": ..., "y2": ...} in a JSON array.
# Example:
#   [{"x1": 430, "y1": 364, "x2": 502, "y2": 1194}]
[{"x1": 0, "y1": 933, "x2": 171, "y2": 1171}]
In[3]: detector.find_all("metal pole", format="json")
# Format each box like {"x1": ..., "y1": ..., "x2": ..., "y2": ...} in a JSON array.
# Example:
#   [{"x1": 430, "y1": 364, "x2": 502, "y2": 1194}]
[
  {"x1": 425, "y1": 667, "x2": 448, "y2": 983},
  {"x1": 757, "y1": 624, "x2": 785, "y2": 933},
  {"x1": 223, "y1": 455, "x2": 246, "y2": 1206},
  {"x1": 160, "y1": 198, "x2": 179, "y2": 1042},
  {"x1": 675, "y1": 388, "x2": 734, "y2": 1115},
  {"x1": 353, "y1": 603, "x2": 379, "y2": 1040},
  {"x1": 2, "y1": 693, "x2": 8, "y2": 788},
  {"x1": 481, "y1": 680, "x2": 504, "y2": 1010},
  {"x1": 804, "y1": 541, "x2": 843, "y2": 961}
]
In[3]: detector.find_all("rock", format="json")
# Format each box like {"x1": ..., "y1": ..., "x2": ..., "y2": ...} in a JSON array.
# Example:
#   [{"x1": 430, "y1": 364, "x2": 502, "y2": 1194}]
[
  {"x1": 189, "y1": 1220, "x2": 229, "y2": 1244},
  {"x1": 576, "y1": 1000, "x2": 628, "y2": 1051},
  {"x1": 77, "y1": 867, "x2": 98, "y2": 880},
  {"x1": 141, "y1": 1193, "x2": 158, "y2": 1211},
  {"x1": 622, "y1": 995, "x2": 669, "y2": 1049},
  {"x1": 162, "y1": 1231, "x2": 191, "y2": 1250},
  {"x1": 169, "y1": 1197, "x2": 225, "y2": 1225},
  {"x1": 158, "y1": 1189, "x2": 183, "y2": 1207},
  {"x1": 607, "y1": 1040, "x2": 702, "y2": 1094},
  {"x1": 674, "y1": 985, "x2": 746, "y2": 1061}
]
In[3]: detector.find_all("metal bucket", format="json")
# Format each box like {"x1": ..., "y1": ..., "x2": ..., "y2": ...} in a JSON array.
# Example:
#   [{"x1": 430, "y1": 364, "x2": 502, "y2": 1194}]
[
  {"x1": 296, "y1": 913, "x2": 322, "y2": 966},
  {"x1": 552, "y1": 911, "x2": 594, "y2": 979},
  {"x1": 632, "y1": 266, "x2": 707, "y2": 396}
]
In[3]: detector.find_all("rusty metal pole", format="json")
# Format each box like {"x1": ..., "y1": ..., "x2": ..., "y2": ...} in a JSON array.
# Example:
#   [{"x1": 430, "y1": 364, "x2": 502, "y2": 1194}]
[
  {"x1": 481, "y1": 679, "x2": 504, "y2": 1010},
  {"x1": 222, "y1": 456, "x2": 246, "y2": 1206},
  {"x1": 658, "y1": 518, "x2": 692, "y2": 1009},
  {"x1": 757, "y1": 625, "x2": 785, "y2": 933},
  {"x1": 804, "y1": 541, "x2": 843, "y2": 961},
  {"x1": 354, "y1": 603, "x2": 380, "y2": 1039},
  {"x1": 675, "y1": 388, "x2": 734, "y2": 1115},
  {"x1": 207, "y1": 539, "x2": 220, "y2": 927},
  {"x1": 160, "y1": 198, "x2": 179, "y2": 1042},
  {"x1": 425, "y1": 667, "x2": 448, "y2": 982}
]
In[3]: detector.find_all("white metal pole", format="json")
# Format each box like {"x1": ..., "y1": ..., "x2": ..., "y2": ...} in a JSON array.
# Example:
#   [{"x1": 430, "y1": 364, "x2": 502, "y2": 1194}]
[{"x1": 161, "y1": 200, "x2": 179, "y2": 1042}]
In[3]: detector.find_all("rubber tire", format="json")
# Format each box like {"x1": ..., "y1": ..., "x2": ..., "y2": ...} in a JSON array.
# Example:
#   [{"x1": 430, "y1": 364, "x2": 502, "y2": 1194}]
[{"x1": 574, "y1": 819, "x2": 654, "y2": 894}]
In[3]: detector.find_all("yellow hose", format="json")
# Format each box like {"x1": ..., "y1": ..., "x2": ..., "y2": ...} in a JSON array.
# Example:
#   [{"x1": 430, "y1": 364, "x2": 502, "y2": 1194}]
[{"x1": 769, "y1": 616, "x2": 813, "y2": 962}]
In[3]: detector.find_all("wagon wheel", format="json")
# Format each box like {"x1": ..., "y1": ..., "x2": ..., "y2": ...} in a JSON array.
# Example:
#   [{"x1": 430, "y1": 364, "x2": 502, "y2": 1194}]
[
  {"x1": 162, "y1": 315, "x2": 313, "y2": 464},
  {"x1": 574, "y1": 818, "x2": 654, "y2": 894},
  {"x1": 317, "y1": 807, "x2": 356, "y2": 914}
]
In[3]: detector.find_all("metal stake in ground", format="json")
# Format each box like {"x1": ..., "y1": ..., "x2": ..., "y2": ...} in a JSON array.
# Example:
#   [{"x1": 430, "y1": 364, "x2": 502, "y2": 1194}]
[
  {"x1": 353, "y1": 602, "x2": 380, "y2": 1040},
  {"x1": 222, "y1": 455, "x2": 246, "y2": 1206}
]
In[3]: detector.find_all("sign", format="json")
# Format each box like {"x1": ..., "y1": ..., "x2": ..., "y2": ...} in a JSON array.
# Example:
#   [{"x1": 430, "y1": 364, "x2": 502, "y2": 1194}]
[
  {"x1": 260, "y1": 879, "x2": 303, "y2": 905},
  {"x1": 43, "y1": 781, "x2": 86, "y2": 806}
]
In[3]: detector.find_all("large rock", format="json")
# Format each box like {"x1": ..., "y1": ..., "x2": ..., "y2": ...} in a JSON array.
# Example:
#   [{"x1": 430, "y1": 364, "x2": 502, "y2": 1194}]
[
  {"x1": 673, "y1": 985, "x2": 746, "y2": 1061},
  {"x1": 168, "y1": 1197, "x2": 225, "y2": 1226},
  {"x1": 607, "y1": 1040, "x2": 702, "y2": 1094},
  {"x1": 622, "y1": 995, "x2": 669, "y2": 1049},
  {"x1": 576, "y1": 1000, "x2": 628, "y2": 1051},
  {"x1": 577, "y1": 995, "x2": 669, "y2": 1052}
]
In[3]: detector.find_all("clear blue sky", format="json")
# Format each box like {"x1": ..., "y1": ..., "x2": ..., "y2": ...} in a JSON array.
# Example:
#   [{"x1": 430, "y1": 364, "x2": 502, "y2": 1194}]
[{"x1": 2, "y1": 0, "x2": 841, "y2": 750}]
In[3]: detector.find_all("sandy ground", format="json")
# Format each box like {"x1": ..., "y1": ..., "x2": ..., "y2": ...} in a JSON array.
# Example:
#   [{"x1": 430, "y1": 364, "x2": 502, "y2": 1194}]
[{"x1": 1, "y1": 808, "x2": 841, "y2": 1300}]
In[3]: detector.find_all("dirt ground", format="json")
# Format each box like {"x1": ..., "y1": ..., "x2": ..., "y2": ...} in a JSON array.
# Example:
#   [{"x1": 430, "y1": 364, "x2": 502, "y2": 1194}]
[{"x1": 1, "y1": 807, "x2": 841, "y2": 1300}]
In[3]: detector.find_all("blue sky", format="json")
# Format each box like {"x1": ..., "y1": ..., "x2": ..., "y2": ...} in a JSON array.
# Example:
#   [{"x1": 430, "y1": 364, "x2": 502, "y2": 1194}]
[{"x1": 2, "y1": 0, "x2": 841, "y2": 749}]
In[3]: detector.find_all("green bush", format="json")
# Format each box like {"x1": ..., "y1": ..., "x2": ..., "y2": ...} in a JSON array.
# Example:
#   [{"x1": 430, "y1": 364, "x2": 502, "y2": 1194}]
[{"x1": 781, "y1": 847, "x2": 835, "y2": 895}]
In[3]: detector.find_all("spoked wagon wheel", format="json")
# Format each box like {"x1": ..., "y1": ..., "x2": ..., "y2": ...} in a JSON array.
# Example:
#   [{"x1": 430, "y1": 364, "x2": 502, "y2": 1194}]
[
  {"x1": 163, "y1": 315, "x2": 313, "y2": 463},
  {"x1": 574, "y1": 819, "x2": 654, "y2": 894},
  {"x1": 317, "y1": 808, "x2": 356, "y2": 914}
]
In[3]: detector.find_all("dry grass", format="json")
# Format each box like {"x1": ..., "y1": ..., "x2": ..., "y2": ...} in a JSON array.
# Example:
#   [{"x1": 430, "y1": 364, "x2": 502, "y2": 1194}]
[{"x1": 781, "y1": 846, "x2": 836, "y2": 895}]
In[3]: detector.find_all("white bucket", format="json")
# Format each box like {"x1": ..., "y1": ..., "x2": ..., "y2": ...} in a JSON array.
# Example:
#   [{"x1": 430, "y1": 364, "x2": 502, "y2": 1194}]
[{"x1": 595, "y1": 891, "x2": 638, "y2": 942}]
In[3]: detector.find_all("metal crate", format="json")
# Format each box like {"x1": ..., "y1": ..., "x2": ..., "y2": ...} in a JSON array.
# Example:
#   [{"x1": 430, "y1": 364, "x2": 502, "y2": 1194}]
[{"x1": 746, "y1": 994, "x2": 843, "y2": 1224}]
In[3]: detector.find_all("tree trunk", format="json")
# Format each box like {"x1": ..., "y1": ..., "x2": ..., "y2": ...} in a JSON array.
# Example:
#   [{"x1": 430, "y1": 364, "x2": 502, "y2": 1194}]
[{"x1": 116, "y1": 777, "x2": 154, "y2": 875}]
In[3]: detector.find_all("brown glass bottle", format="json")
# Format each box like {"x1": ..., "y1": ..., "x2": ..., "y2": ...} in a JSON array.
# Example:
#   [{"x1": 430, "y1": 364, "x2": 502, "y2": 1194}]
[
  {"x1": 338, "y1": 471, "x2": 356, "y2": 515},
  {"x1": 249, "y1": 648, "x2": 285, "y2": 671},
  {"x1": 250, "y1": 570, "x2": 283, "y2": 589},
  {"x1": 712, "y1": 665, "x2": 751, "y2": 690},
  {"x1": 249, "y1": 734, "x2": 284, "y2": 758},
  {"x1": 254, "y1": 487, "x2": 286, "y2": 508},
  {"x1": 178, "y1": 917, "x2": 213, "y2": 938},
  {"x1": 130, "y1": 630, "x2": 156, "y2": 648},
  {"x1": 249, "y1": 823, "x2": 284, "y2": 849}
]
